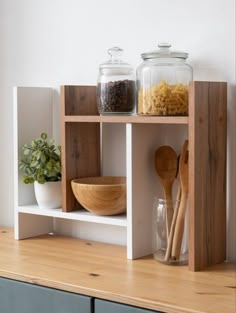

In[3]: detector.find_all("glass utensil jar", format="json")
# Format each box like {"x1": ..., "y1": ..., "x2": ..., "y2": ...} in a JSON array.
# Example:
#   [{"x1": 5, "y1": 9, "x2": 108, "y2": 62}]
[
  {"x1": 137, "y1": 43, "x2": 193, "y2": 116},
  {"x1": 97, "y1": 47, "x2": 135, "y2": 115},
  {"x1": 152, "y1": 198, "x2": 188, "y2": 265}
]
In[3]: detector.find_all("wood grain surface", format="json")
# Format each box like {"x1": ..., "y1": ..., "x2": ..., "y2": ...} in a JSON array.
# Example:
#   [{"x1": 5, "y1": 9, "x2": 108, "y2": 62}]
[
  {"x1": 71, "y1": 176, "x2": 126, "y2": 215},
  {"x1": 63, "y1": 85, "x2": 99, "y2": 116},
  {"x1": 63, "y1": 115, "x2": 188, "y2": 124},
  {"x1": 60, "y1": 83, "x2": 227, "y2": 269},
  {"x1": 61, "y1": 86, "x2": 101, "y2": 212},
  {"x1": 154, "y1": 146, "x2": 178, "y2": 236},
  {"x1": 171, "y1": 140, "x2": 189, "y2": 260},
  {"x1": 0, "y1": 228, "x2": 235, "y2": 313},
  {"x1": 189, "y1": 81, "x2": 227, "y2": 271}
]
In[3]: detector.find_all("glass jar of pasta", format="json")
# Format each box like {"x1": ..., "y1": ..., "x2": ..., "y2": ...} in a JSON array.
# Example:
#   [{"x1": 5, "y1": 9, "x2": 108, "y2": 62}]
[{"x1": 137, "y1": 43, "x2": 193, "y2": 116}]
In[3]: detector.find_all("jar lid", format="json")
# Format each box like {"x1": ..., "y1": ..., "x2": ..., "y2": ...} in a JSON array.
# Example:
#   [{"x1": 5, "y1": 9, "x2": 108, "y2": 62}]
[
  {"x1": 141, "y1": 43, "x2": 189, "y2": 60},
  {"x1": 99, "y1": 47, "x2": 133, "y2": 74}
]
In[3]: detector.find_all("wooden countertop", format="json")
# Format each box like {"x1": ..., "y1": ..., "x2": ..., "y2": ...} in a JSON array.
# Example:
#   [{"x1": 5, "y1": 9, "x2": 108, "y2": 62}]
[{"x1": 0, "y1": 227, "x2": 235, "y2": 313}]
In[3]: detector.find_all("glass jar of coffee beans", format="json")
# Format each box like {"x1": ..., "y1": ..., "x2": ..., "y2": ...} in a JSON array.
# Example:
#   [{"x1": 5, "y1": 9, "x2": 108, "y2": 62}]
[{"x1": 97, "y1": 47, "x2": 135, "y2": 115}]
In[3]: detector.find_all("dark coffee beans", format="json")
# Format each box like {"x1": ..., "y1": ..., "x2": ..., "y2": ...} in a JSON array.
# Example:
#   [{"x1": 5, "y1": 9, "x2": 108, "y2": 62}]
[{"x1": 97, "y1": 80, "x2": 135, "y2": 114}]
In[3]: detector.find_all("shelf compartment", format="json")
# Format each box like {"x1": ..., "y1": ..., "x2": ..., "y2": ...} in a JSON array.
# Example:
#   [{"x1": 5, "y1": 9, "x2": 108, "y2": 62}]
[
  {"x1": 61, "y1": 122, "x2": 101, "y2": 212},
  {"x1": 61, "y1": 86, "x2": 101, "y2": 212},
  {"x1": 18, "y1": 205, "x2": 127, "y2": 227}
]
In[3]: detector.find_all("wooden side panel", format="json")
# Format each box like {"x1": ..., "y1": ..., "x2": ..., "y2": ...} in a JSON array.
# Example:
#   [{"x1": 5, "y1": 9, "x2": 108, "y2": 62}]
[
  {"x1": 61, "y1": 86, "x2": 101, "y2": 212},
  {"x1": 64, "y1": 85, "x2": 98, "y2": 116},
  {"x1": 189, "y1": 81, "x2": 227, "y2": 271}
]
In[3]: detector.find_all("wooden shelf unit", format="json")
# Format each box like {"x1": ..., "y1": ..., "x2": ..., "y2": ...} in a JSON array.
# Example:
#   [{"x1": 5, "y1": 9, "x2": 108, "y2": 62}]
[
  {"x1": 14, "y1": 81, "x2": 227, "y2": 272},
  {"x1": 60, "y1": 82, "x2": 227, "y2": 271}
]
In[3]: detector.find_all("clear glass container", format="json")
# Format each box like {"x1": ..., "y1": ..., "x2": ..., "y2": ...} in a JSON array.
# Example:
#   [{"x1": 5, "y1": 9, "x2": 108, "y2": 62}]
[
  {"x1": 152, "y1": 198, "x2": 188, "y2": 265},
  {"x1": 137, "y1": 43, "x2": 193, "y2": 116},
  {"x1": 97, "y1": 47, "x2": 135, "y2": 115}
]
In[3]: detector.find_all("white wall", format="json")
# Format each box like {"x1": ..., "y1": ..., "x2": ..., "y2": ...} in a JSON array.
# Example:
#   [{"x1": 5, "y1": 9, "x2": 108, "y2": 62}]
[{"x1": 0, "y1": 0, "x2": 235, "y2": 261}]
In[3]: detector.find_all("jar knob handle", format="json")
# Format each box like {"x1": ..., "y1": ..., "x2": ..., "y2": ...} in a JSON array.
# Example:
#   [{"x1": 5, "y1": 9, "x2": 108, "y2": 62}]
[
  {"x1": 108, "y1": 47, "x2": 123, "y2": 62},
  {"x1": 158, "y1": 43, "x2": 171, "y2": 53}
]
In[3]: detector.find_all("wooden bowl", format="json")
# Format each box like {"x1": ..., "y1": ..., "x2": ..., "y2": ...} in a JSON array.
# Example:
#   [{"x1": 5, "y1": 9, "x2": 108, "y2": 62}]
[{"x1": 71, "y1": 176, "x2": 126, "y2": 216}]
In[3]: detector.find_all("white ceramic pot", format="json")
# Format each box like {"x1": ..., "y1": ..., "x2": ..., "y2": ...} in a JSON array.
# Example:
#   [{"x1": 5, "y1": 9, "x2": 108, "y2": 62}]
[{"x1": 34, "y1": 181, "x2": 62, "y2": 209}]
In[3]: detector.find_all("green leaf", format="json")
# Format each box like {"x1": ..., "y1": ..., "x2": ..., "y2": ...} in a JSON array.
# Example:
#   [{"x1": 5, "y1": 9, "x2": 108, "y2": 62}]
[
  {"x1": 22, "y1": 176, "x2": 34, "y2": 184},
  {"x1": 40, "y1": 154, "x2": 46, "y2": 162},
  {"x1": 36, "y1": 151, "x2": 41, "y2": 160},
  {"x1": 25, "y1": 167, "x2": 33, "y2": 174},
  {"x1": 24, "y1": 149, "x2": 30, "y2": 155},
  {"x1": 47, "y1": 161, "x2": 52, "y2": 170},
  {"x1": 41, "y1": 133, "x2": 47, "y2": 140},
  {"x1": 30, "y1": 161, "x2": 38, "y2": 167}
]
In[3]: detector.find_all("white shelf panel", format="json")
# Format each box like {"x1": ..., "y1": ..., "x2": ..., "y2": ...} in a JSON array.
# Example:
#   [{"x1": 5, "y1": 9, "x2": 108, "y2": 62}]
[{"x1": 18, "y1": 205, "x2": 127, "y2": 227}]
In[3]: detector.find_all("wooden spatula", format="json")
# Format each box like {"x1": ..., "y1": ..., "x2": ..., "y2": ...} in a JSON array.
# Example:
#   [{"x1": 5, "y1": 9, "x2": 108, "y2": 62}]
[
  {"x1": 171, "y1": 140, "x2": 189, "y2": 260},
  {"x1": 155, "y1": 146, "x2": 178, "y2": 237}
]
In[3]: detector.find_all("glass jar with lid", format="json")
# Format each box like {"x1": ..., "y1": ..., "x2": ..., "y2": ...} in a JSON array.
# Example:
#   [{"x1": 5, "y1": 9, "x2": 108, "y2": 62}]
[
  {"x1": 97, "y1": 47, "x2": 135, "y2": 115},
  {"x1": 137, "y1": 43, "x2": 193, "y2": 116}
]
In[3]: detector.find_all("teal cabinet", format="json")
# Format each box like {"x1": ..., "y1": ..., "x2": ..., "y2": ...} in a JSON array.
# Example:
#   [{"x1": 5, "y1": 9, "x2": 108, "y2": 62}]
[
  {"x1": 0, "y1": 277, "x2": 162, "y2": 313},
  {"x1": 95, "y1": 299, "x2": 160, "y2": 313},
  {"x1": 0, "y1": 277, "x2": 92, "y2": 313}
]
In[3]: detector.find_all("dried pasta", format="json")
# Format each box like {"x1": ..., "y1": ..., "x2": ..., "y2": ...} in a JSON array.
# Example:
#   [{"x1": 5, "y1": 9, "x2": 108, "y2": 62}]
[{"x1": 138, "y1": 80, "x2": 189, "y2": 116}]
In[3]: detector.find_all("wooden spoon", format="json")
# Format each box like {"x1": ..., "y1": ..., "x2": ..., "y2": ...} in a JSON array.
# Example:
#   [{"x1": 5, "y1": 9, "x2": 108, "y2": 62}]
[
  {"x1": 171, "y1": 140, "x2": 189, "y2": 260},
  {"x1": 155, "y1": 146, "x2": 178, "y2": 237}
]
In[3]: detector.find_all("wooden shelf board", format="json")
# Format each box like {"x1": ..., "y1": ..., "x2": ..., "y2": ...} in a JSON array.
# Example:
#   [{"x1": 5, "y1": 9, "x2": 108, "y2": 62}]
[
  {"x1": 64, "y1": 115, "x2": 189, "y2": 124},
  {"x1": 18, "y1": 205, "x2": 127, "y2": 227}
]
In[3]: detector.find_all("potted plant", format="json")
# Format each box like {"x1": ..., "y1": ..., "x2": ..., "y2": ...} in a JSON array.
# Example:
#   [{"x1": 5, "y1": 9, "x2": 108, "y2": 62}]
[{"x1": 19, "y1": 132, "x2": 62, "y2": 209}]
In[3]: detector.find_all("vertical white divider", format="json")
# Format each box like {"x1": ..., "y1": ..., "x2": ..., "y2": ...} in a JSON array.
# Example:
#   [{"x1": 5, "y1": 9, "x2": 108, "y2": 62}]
[
  {"x1": 126, "y1": 122, "x2": 164, "y2": 259},
  {"x1": 126, "y1": 123, "x2": 133, "y2": 259},
  {"x1": 13, "y1": 87, "x2": 54, "y2": 239}
]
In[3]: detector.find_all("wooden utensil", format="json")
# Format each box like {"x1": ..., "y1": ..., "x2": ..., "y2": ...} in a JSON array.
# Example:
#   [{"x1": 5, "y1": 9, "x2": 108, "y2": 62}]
[
  {"x1": 171, "y1": 140, "x2": 189, "y2": 260},
  {"x1": 164, "y1": 182, "x2": 181, "y2": 262},
  {"x1": 155, "y1": 146, "x2": 178, "y2": 236}
]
